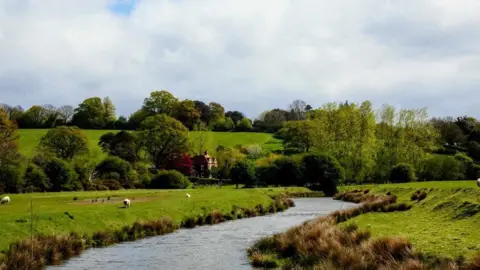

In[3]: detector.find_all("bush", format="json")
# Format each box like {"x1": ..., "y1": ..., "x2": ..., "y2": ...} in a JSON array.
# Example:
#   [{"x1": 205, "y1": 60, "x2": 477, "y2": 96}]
[
  {"x1": 419, "y1": 155, "x2": 465, "y2": 181},
  {"x1": 0, "y1": 165, "x2": 23, "y2": 193},
  {"x1": 96, "y1": 156, "x2": 134, "y2": 187},
  {"x1": 42, "y1": 158, "x2": 77, "y2": 191},
  {"x1": 150, "y1": 170, "x2": 191, "y2": 189},
  {"x1": 255, "y1": 165, "x2": 278, "y2": 186},
  {"x1": 272, "y1": 157, "x2": 302, "y2": 186},
  {"x1": 390, "y1": 163, "x2": 416, "y2": 183},
  {"x1": 454, "y1": 153, "x2": 479, "y2": 179},
  {"x1": 102, "y1": 179, "x2": 123, "y2": 190},
  {"x1": 301, "y1": 153, "x2": 344, "y2": 196},
  {"x1": 24, "y1": 164, "x2": 51, "y2": 192},
  {"x1": 230, "y1": 161, "x2": 256, "y2": 188}
]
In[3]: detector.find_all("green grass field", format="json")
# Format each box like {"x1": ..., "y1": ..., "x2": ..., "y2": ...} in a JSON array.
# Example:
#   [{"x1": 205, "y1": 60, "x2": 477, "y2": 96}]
[
  {"x1": 339, "y1": 181, "x2": 480, "y2": 258},
  {"x1": 17, "y1": 129, "x2": 282, "y2": 161},
  {"x1": 0, "y1": 186, "x2": 308, "y2": 252}
]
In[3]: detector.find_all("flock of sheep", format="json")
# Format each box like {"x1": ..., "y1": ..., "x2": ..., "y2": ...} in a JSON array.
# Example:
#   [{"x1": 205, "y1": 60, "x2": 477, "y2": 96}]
[
  {"x1": 3, "y1": 179, "x2": 480, "y2": 207},
  {"x1": 0, "y1": 193, "x2": 192, "y2": 207}
]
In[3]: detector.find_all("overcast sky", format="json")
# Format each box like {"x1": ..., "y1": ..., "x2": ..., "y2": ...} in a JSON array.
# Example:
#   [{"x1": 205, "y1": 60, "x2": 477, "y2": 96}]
[{"x1": 1, "y1": 0, "x2": 480, "y2": 119}]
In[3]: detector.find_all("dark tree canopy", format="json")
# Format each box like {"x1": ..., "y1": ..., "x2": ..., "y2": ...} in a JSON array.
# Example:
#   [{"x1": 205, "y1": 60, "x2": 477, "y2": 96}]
[
  {"x1": 225, "y1": 111, "x2": 245, "y2": 124},
  {"x1": 99, "y1": 130, "x2": 138, "y2": 163}
]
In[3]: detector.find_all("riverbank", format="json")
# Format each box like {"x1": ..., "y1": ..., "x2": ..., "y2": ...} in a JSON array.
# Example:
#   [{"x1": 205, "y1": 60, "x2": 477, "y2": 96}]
[
  {"x1": 340, "y1": 181, "x2": 480, "y2": 258},
  {"x1": 248, "y1": 184, "x2": 480, "y2": 269},
  {"x1": 0, "y1": 187, "x2": 313, "y2": 269}
]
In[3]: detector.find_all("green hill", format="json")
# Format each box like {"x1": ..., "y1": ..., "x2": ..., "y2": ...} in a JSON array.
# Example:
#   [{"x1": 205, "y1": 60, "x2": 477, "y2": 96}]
[{"x1": 17, "y1": 129, "x2": 282, "y2": 160}]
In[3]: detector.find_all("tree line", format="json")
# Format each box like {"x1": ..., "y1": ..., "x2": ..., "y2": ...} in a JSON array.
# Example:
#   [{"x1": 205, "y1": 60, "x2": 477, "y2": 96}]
[
  {"x1": 276, "y1": 101, "x2": 480, "y2": 184},
  {"x1": 0, "y1": 90, "x2": 312, "y2": 132},
  {"x1": 2, "y1": 97, "x2": 480, "y2": 195}
]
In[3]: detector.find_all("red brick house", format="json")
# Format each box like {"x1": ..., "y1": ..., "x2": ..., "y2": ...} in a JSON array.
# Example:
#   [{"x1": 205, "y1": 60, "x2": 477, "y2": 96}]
[{"x1": 191, "y1": 151, "x2": 218, "y2": 178}]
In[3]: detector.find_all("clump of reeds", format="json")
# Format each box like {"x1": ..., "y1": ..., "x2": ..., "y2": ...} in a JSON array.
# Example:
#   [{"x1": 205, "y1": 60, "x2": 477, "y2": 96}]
[
  {"x1": 3, "y1": 232, "x2": 86, "y2": 269},
  {"x1": 250, "y1": 252, "x2": 278, "y2": 268}
]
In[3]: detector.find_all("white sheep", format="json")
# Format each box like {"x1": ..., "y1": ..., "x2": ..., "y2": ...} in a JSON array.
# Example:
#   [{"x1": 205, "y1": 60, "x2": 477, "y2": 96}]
[
  {"x1": 1, "y1": 196, "x2": 11, "y2": 205},
  {"x1": 123, "y1": 199, "x2": 131, "y2": 208},
  {"x1": 477, "y1": 178, "x2": 480, "y2": 188},
  {"x1": 186, "y1": 193, "x2": 191, "y2": 198}
]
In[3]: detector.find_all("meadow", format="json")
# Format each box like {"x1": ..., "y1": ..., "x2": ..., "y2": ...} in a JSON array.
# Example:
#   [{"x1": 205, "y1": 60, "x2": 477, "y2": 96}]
[
  {"x1": 339, "y1": 181, "x2": 480, "y2": 258},
  {"x1": 0, "y1": 186, "x2": 309, "y2": 253},
  {"x1": 17, "y1": 129, "x2": 282, "y2": 160}
]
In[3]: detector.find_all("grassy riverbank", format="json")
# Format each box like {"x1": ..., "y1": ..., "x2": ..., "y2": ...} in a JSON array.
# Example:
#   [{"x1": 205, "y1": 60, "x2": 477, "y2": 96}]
[
  {"x1": 339, "y1": 181, "x2": 480, "y2": 258},
  {"x1": 248, "y1": 181, "x2": 480, "y2": 269},
  {"x1": 0, "y1": 186, "x2": 309, "y2": 254}
]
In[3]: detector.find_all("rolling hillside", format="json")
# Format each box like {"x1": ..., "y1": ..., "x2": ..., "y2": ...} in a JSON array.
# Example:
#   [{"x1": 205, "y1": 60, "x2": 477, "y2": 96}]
[{"x1": 17, "y1": 129, "x2": 282, "y2": 160}]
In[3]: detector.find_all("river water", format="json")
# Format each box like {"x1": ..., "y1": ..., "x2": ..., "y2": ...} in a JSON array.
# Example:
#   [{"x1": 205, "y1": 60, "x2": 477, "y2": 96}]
[{"x1": 50, "y1": 198, "x2": 355, "y2": 270}]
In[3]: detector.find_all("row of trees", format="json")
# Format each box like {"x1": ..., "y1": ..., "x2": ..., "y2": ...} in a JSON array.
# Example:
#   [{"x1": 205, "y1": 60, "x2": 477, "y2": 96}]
[
  {"x1": 0, "y1": 101, "x2": 343, "y2": 195},
  {"x1": 2, "y1": 98, "x2": 480, "y2": 194},
  {"x1": 1, "y1": 90, "x2": 311, "y2": 133},
  {"x1": 276, "y1": 101, "x2": 480, "y2": 183}
]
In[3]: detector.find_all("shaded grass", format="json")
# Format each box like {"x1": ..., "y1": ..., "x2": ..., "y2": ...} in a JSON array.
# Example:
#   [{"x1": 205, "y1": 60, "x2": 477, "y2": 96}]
[{"x1": 248, "y1": 190, "x2": 480, "y2": 269}]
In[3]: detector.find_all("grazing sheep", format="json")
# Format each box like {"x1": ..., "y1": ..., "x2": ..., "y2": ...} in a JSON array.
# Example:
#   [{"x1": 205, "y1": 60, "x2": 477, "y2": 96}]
[
  {"x1": 123, "y1": 199, "x2": 131, "y2": 208},
  {"x1": 186, "y1": 193, "x2": 191, "y2": 198},
  {"x1": 477, "y1": 178, "x2": 480, "y2": 188},
  {"x1": 1, "y1": 196, "x2": 11, "y2": 204}
]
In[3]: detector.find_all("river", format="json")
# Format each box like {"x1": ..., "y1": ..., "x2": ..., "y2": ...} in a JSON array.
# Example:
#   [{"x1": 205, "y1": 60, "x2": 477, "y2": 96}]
[{"x1": 50, "y1": 198, "x2": 356, "y2": 270}]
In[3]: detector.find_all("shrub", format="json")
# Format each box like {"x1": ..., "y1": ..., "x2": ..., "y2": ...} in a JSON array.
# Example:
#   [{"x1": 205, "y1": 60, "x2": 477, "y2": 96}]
[
  {"x1": 390, "y1": 163, "x2": 416, "y2": 183},
  {"x1": 255, "y1": 165, "x2": 278, "y2": 186},
  {"x1": 230, "y1": 161, "x2": 256, "y2": 188},
  {"x1": 96, "y1": 156, "x2": 134, "y2": 187},
  {"x1": 272, "y1": 157, "x2": 303, "y2": 186},
  {"x1": 23, "y1": 164, "x2": 51, "y2": 192},
  {"x1": 420, "y1": 155, "x2": 465, "y2": 181},
  {"x1": 0, "y1": 165, "x2": 23, "y2": 193},
  {"x1": 150, "y1": 170, "x2": 191, "y2": 189},
  {"x1": 102, "y1": 179, "x2": 123, "y2": 190},
  {"x1": 301, "y1": 153, "x2": 344, "y2": 196},
  {"x1": 42, "y1": 158, "x2": 77, "y2": 191}
]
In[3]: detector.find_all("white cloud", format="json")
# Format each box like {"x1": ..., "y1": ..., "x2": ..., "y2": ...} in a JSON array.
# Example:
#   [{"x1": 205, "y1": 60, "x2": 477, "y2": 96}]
[{"x1": 0, "y1": 0, "x2": 479, "y2": 118}]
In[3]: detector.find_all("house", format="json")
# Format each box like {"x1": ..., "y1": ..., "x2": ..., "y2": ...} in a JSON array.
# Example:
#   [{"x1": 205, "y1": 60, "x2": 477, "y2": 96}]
[{"x1": 191, "y1": 151, "x2": 218, "y2": 178}]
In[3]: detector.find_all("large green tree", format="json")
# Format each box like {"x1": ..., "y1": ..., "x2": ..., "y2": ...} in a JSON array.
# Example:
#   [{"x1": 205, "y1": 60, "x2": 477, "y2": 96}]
[
  {"x1": 103, "y1": 97, "x2": 117, "y2": 127},
  {"x1": 99, "y1": 130, "x2": 139, "y2": 163},
  {"x1": 20, "y1": 105, "x2": 47, "y2": 128},
  {"x1": 38, "y1": 126, "x2": 89, "y2": 160},
  {"x1": 71, "y1": 97, "x2": 106, "y2": 129},
  {"x1": 138, "y1": 114, "x2": 190, "y2": 169},
  {"x1": 208, "y1": 102, "x2": 225, "y2": 127},
  {"x1": 277, "y1": 120, "x2": 316, "y2": 153},
  {"x1": 142, "y1": 90, "x2": 178, "y2": 116},
  {"x1": 173, "y1": 99, "x2": 201, "y2": 130}
]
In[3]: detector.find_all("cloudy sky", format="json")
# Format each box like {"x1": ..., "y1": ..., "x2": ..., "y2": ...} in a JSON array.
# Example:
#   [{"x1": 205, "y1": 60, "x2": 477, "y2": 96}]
[{"x1": 1, "y1": 0, "x2": 480, "y2": 119}]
